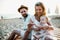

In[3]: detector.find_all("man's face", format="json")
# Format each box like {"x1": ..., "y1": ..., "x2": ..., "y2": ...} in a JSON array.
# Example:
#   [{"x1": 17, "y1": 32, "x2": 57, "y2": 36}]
[
  {"x1": 35, "y1": 6, "x2": 43, "y2": 16},
  {"x1": 20, "y1": 8, "x2": 28, "y2": 17}
]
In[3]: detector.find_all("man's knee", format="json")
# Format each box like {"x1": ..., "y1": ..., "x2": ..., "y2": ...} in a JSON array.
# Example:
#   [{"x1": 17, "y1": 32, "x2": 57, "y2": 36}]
[{"x1": 12, "y1": 30, "x2": 21, "y2": 36}]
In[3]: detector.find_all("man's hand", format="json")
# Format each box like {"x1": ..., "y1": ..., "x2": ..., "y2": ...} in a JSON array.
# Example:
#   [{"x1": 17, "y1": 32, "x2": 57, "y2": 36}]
[
  {"x1": 27, "y1": 23, "x2": 34, "y2": 31},
  {"x1": 23, "y1": 23, "x2": 34, "y2": 40}
]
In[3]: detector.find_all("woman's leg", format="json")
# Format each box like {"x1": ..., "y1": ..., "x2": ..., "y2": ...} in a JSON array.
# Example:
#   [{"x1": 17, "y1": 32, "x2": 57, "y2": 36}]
[{"x1": 7, "y1": 30, "x2": 21, "y2": 40}]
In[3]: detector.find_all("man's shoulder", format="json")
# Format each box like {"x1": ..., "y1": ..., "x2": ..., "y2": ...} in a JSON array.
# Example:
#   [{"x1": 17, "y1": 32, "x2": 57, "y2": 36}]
[{"x1": 27, "y1": 14, "x2": 34, "y2": 18}]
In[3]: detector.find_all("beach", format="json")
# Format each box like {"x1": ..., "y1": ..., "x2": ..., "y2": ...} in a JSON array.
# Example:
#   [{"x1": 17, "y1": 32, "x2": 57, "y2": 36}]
[{"x1": 0, "y1": 18, "x2": 60, "y2": 40}]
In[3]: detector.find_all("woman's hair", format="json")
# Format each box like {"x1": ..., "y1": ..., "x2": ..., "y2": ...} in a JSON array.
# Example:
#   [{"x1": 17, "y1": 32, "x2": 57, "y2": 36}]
[
  {"x1": 18, "y1": 5, "x2": 28, "y2": 12},
  {"x1": 34, "y1": 2, "x2": 46, "y2": 17}
]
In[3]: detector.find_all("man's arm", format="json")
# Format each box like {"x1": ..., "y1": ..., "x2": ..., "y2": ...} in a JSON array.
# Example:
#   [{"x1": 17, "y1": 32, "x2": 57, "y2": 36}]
[{"x1": 23, "y1": 23, "x2": 33, "y2": 40}]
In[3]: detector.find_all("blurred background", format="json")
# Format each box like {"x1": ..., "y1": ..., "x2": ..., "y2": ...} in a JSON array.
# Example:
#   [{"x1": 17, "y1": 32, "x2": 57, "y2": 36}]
[
  {"x1": 0, "y1": 0, "x2": 60, "y2": 40},
  {"x1": 0, "y1": 0, "x2": 60, "y2": 19}
]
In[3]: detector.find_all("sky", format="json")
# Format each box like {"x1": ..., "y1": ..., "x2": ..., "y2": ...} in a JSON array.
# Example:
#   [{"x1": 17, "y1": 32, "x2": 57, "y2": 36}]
[{"x1": 0, "y1": 0, "x2": 60, "y2": 19}]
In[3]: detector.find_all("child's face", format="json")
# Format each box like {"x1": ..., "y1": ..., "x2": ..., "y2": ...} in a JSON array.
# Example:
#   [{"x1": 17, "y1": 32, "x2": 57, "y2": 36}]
[{"x1": 40, "y1": 17, "x2": 47, "y2": 24}]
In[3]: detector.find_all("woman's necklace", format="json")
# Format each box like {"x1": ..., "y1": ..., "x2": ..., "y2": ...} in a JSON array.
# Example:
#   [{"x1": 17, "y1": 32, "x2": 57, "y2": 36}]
[{"x1": 35, "y1": 16, "x2": 40, "y2": 22}]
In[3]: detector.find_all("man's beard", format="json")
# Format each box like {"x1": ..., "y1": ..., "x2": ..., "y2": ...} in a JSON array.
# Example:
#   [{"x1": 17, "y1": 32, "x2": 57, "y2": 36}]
[{"x1": 22, "y1": 14, "x2": 28, "y2": 18}]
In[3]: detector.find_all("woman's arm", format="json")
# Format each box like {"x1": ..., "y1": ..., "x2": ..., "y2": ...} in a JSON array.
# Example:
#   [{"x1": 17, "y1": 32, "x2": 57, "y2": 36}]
[
  {"x1": 47, "y1": 21, "x2": 51, "y2": 26},
  {"x1": 35, "y1": 25, "x2": 53, "y2": 31},
  {"x1": 47, "y1": 21, "x2": 54, "y2": 30},
  {"x1": 42, "y1": 26, "x2": 54, "y2": 30},
  {"x1": 36, "y1": 21, "x2": 54, "y2": 30}
]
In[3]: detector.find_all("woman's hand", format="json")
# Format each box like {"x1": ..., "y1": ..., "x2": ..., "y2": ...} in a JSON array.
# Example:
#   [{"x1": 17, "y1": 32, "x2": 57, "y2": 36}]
[
  {"x1": 42, "y1": 26, "x2": 49, "y2": 30},
  {"x1": 47, "y1": 26, "x2": 54, "y2": 30}
]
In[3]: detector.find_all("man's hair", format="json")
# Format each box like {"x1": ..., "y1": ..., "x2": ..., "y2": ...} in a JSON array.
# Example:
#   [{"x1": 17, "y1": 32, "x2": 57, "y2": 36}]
[{"x1": 18, "y1": 5, "x2": 28, "y2": 12}]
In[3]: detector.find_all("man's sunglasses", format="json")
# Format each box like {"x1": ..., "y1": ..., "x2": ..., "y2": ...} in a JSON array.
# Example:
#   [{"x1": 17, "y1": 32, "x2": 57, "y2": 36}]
[{"x1": 20, "y1": 10, "x2": 26, "y2": 13}]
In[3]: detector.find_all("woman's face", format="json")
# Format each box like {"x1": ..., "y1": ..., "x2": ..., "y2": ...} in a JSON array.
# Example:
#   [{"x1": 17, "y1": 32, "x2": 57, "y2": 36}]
[{"x1": 35, "y1": 6, "x2": 43, "y2": 16}]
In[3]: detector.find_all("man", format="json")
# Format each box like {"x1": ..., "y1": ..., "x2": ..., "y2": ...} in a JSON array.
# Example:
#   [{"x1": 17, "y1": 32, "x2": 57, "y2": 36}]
[{"x1": 7, "y1": 5, "x2": 32, "y2": 40}]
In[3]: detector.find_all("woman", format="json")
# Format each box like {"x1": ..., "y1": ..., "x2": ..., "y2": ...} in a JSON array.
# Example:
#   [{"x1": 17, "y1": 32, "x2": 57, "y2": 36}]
[
  {"x1": 31, "y1": 2, "x2": 57, "y2": 40},
  {"x1": 24, "y1": 2, "x2": 57, "y2": 40}
]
